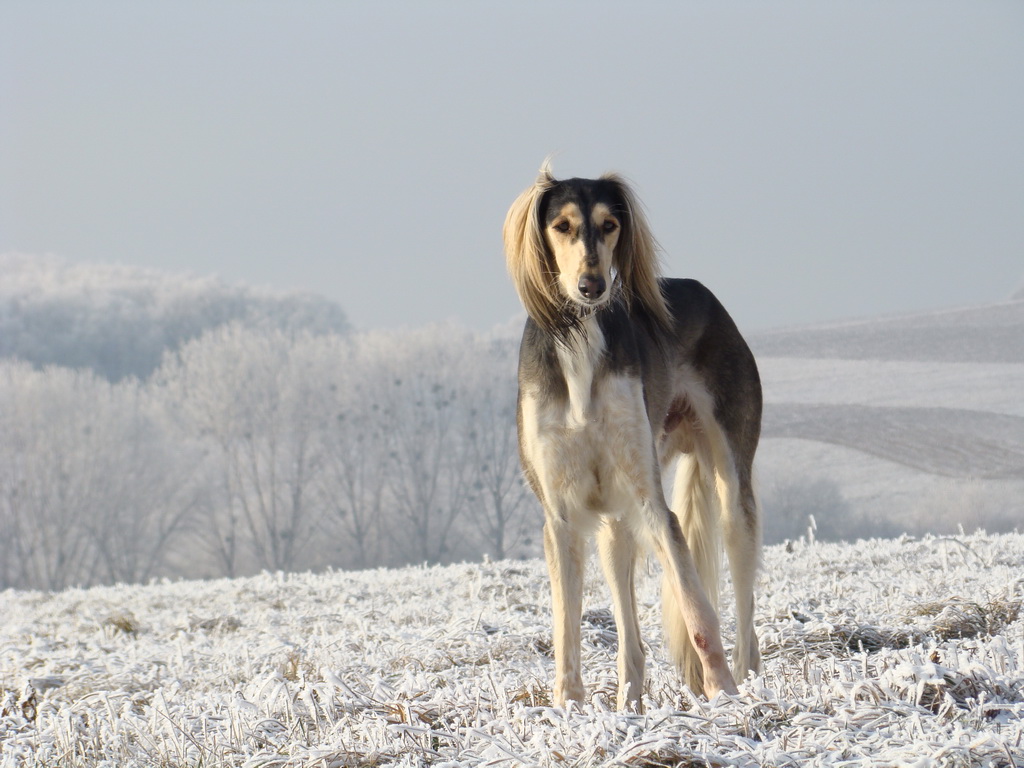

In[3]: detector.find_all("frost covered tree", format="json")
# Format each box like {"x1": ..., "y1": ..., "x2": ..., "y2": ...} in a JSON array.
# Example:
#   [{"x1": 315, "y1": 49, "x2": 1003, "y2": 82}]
[
  {"x1": 461, "y1": 338, "x2": 535, "y2": 560},
  {"x1": 313, "y1": 337, "x2": 395, "y2": 569},
  {"x1": 761, "y1": 474, "x2": 861, "y2": 544},
  {"x1": 367, "y1": 327, "x2": 480, "y2": 564},
  {"x1": 160, "y1": 325, "x2": 341, "y2": 575},
  {"x1": 0, "y1": 308, "x2": 536, "y2": 586},
  {"x1": 309, "y1": 328, "x2": 533, "y2": 569},
  {"x1": 0, "y1": 362, "x2": 196, "y2": 589},
  {"x1": 0, "y1": 253, "x2": 348, "y2": 381}
]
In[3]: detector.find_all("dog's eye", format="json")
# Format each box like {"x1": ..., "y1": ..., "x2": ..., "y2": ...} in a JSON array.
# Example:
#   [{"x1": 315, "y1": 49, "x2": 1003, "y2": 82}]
[
  {"x1": 602, "y1": 220, "x2": 619, "y2": 234},
  {"x1": 552, "y1": 220, "x2": 571, "y2": 234}
]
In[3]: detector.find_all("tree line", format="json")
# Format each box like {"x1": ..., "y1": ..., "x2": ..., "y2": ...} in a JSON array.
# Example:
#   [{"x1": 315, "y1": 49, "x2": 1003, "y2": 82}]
[
  {"x1": 0, "y1": 252, "x2": 349, "y2": 381},
  {"x1": 0, "y1": 323, "x2": 536, "y2": 590}
]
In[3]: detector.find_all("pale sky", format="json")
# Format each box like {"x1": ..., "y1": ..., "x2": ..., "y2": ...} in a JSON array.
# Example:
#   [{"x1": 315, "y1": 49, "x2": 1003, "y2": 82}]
[{"x1": 2, "y1": 2, "x2": 1022, "y2": 333}]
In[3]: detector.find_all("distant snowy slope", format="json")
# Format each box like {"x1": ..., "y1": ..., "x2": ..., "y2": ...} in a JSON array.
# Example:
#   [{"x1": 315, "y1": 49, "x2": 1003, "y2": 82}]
[
  {"x1": 752, "y1": 300, "x2": 1024, "y2": 537},
  {"x1": 751, "y1": 299, "x2": 1024, "y2": 363},
  {"x1": 759, "y1": 358, "x2": 1024, "y2": 417},
  {"x1": 764, "y1": 403, "x2": 1024, "y2": 480}
]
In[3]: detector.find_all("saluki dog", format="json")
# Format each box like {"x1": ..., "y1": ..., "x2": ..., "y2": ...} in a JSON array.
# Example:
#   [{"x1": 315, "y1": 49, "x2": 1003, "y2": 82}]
[{"x1": 503, "y1": 163, "x2": 762, "y2": 710}]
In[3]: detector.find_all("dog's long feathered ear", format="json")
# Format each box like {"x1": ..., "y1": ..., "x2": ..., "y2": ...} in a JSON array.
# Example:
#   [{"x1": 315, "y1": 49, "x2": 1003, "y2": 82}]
[
  {"x1": 504, "y1": 161, "x2": 561, "y2": 333},
  {"x1": 601, "y1": 172, "x2": 672, "y2": 331}
]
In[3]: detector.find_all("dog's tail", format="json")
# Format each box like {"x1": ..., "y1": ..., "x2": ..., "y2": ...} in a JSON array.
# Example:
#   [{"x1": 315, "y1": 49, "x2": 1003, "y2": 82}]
[{"x1": 661, "y1": 452, "x2": 721, "y2": 694}]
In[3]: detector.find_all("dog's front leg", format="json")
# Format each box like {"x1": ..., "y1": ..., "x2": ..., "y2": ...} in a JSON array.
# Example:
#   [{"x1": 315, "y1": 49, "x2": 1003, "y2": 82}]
[
  {"x1": 543, "y1": 513, "x2": 585, "y2": 707},
  {"x1": 597, "y1": 519, "x2": 645, "y2": 711}
]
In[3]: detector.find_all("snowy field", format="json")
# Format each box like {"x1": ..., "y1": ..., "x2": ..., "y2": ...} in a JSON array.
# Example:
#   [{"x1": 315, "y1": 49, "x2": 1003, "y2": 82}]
[
  {"x1": 2, "y1": 531, "x2": 1023, "y2": 767},
  {"x1": 752, "y1": 300, "x2": 1024, "y2": 535},
  {"x1": 755, "y1": 356, "x2": 1024, "y2": 527}
]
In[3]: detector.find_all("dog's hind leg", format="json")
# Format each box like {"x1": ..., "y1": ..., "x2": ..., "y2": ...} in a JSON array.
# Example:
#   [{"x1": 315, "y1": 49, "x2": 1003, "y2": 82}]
[
  {"x1": 662, "y1": 452, "x2": 720, "y2": 695},
  {"x1": 720, "y1": 467, "x2": 761, "y2": 681},
  {"x1": 597, "y1": 518, "x2": 645, "y2": 711},
  {"x1": 543, "y1": 513, "x2": 586, "y2": 708},
  {"x1": 645, "y1": 498, "x2": 737, "y2": 698}
]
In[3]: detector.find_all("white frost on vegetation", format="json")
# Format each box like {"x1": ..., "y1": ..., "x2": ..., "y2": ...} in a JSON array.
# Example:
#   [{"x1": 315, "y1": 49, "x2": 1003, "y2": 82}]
[{"x1": 2, "y1": 532, "x2": 1023, "y2": 766}]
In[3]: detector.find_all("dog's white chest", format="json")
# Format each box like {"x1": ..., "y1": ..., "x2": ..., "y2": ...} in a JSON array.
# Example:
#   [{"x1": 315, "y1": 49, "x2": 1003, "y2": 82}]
[{"x1": 521, "y1": 339, "x2": 653, "y2": 517}]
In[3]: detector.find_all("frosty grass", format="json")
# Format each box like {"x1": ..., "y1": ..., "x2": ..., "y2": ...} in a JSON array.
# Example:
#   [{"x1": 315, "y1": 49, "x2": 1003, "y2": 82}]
[{"x1": 2, "y1": 532, "x2": 1022, "y2": 767}]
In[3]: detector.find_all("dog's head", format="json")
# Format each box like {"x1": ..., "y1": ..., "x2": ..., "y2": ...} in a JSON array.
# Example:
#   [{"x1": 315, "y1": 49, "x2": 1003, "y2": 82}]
[
  {"x1": 504, "y1": 162, "x2": 670, "y2": 335},
  {"x1": 541, "y1": 176, "x2": 624, "y2": 309}
]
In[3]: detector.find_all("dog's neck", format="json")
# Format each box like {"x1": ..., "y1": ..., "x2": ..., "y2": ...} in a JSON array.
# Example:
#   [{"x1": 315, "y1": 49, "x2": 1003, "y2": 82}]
[
  {"x1": 552, "y1": 277, "x2": 624, "y2": 338},
  {"x1": 555, "y1": 313, "x2": 605, "y2": 427}
]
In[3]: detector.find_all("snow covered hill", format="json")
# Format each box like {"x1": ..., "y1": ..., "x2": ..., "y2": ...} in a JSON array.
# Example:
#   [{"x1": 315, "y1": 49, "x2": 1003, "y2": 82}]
[
  {"x1": 2, "y1": 532, "x2": 1022, "y2": 766},
  {"x1": 750, "y1": 299, "x2": 1024, "y2": 364},
  {"x1": 751, "y1": 300, "x2": 1024, "y2": 540}
]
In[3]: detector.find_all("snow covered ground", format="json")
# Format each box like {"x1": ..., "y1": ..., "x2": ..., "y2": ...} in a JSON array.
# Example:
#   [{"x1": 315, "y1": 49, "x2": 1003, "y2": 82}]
[{"x1": 2, "y1": 531, "x2": 1023, "y2": 766}]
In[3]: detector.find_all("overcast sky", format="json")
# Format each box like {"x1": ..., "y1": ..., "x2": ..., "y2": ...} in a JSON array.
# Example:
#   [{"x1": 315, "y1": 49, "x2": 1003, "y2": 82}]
[{"x1": 2, "y1": 2, "x2": 1022, "y2": 333}]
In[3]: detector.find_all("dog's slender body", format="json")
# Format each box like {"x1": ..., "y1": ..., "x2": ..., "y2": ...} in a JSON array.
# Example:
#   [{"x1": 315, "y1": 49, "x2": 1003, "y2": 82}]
[{"x1": 504, "y1": 165, "x2": 762, "y2": 710}]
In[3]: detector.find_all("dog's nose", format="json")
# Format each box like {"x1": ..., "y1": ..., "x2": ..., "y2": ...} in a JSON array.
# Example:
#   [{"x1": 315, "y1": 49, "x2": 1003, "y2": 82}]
[{"x1": 578, "y1": 275, "x2": 606, "y2": 300}]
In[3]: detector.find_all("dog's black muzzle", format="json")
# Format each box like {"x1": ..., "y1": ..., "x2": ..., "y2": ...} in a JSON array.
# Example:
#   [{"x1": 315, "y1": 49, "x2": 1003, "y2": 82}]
[{"x1": 578, "y1": 274, "x2": 607, "y2": 300}]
